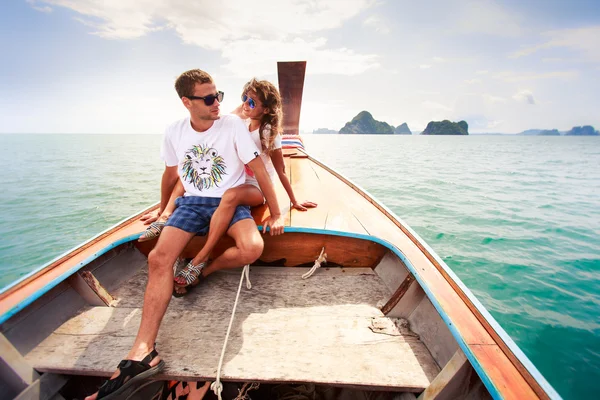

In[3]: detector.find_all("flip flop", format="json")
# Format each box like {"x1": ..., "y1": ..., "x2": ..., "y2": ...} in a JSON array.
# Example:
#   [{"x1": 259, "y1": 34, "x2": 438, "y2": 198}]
[{"x1": 138, "y1": 221, "x2": 166, "y2": 242}]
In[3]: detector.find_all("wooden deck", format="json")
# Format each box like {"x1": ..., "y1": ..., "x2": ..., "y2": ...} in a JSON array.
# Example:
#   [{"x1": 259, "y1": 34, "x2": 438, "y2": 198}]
[{"x1": 25, "y1": 266, "x2": 440, "y2": 392}]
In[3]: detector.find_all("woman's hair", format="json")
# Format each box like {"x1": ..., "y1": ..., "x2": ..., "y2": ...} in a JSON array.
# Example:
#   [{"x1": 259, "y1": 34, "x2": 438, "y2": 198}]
[{"x1": 243, "y1": 78, "x2": 282, "y2": 152}]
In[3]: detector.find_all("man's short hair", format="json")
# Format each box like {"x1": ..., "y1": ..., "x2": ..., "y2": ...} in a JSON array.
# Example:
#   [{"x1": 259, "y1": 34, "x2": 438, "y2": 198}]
[{"x1": 175, "y1": 69, "x2": 214, "y2": 99}]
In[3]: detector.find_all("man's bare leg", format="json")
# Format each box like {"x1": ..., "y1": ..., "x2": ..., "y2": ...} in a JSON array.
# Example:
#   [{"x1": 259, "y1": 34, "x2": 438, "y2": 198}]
[
  {"x1": 85, "y1": 226, "x2": 195, "y2": 400},
  {"x1": 201, "y1": 218, "x2": 264, "y2": 277}
]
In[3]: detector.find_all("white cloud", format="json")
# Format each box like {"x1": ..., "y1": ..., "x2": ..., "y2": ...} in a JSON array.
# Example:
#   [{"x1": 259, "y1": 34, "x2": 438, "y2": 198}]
[
  {"x1": 513, "y1": 90, "x2": 536, "y2": 104},
  {"x1": 465, "y1": 78, "x2": 482, "y2": 84},
  {"x1": 476, "y1": 70, "x2": 489, "y2": 75},
  {"x1": 432, "y1": 57, "x2": 445, "y2": 63},
  {"x1": 494, "y1": 70, "x2": 578, "y2": 83},
  {"x1": 26, "y1": 0, "x2": 52, "y2": 13},
  {"x1": 363, "y1": 15, "x2": 390, "y2": 34},
  {"x1": 420, "y1": 64, "x2": 432, "y2": 69},
  {"x1": 221, "y1": 37, "x2": 379, "y2": 77},
  {"x1": 34, "y1": 0, "x2": 377, "y2": 75},
  {"x1": 510, "y1": 26, "x2": 600, "y2": 63}
]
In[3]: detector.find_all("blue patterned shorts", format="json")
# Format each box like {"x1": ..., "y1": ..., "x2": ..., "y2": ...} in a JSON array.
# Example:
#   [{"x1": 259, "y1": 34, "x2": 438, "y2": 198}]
[{"x1": 165, "y1": 196, "x2": 253, "y2": 235}]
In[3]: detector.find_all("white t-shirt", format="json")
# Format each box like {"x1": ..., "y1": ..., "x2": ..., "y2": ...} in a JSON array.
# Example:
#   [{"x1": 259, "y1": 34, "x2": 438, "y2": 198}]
[
  {"x1": 160, "y1": 115, "x2": 260, "y2": 198},
  {"x1": 245, "y1": 122, "x2": 282, "y2": 188}
]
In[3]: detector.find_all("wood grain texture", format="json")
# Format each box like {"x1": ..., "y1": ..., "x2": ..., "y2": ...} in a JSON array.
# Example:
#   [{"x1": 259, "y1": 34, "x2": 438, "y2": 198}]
[
  {"x1": 25, "y1": 267, "x2": 439, "y2": 391},
  {"x1": 277, "y1": 62, "x2": 306, "y2": 135}
]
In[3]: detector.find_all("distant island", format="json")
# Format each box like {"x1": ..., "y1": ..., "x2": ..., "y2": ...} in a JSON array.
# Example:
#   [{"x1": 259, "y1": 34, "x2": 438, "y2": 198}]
[
  {"x1": 313, "y1": 128, "x2": 338, "y2": 134},
  {"x1": 421, "y1": 120, "x2": 468, "y2": 135},
  {"x1": 517, "y1": 125, "x2": 598, "y2": 136},
  {"x1": 338, "y1": 111, "x2": 411, "y2": 134},
  {"x1": 566, "y1": 125, "x2": 599, "y2": 136},
  {"x1": 395, "y1": 123, "x2": 412, "y2": 135}
]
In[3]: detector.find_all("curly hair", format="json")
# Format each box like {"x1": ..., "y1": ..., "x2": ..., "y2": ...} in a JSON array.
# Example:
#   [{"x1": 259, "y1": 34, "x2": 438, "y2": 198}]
[
  {"x1": 243, "y1": 78, "x2": 282, "y2": 153},
  {"x1": 175, "y1": 69, "x2": 214, "y2": 99}
]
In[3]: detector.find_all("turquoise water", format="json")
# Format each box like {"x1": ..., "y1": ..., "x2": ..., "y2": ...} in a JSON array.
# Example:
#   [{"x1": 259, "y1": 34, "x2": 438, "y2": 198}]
[{"x1": 1, "y1": 134, "x2": 599, "y2": 399}]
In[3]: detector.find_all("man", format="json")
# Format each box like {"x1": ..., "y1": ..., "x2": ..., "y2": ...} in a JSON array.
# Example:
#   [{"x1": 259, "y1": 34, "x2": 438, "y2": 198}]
[{"x1": 86, "y1": 69, "x2": 283, "y2": 400}]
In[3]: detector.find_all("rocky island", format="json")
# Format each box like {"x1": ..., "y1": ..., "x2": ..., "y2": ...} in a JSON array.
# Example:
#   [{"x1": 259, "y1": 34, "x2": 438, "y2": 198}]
[
  {"x1": 339, "y1": 111, "x2": 411, "y2": 134},
  {"x1": 421, "y1": 120, "x2": 469, "y2": 135},
  {"x1": 565, "y1": 125, "x2": 599, "y2": 136}
]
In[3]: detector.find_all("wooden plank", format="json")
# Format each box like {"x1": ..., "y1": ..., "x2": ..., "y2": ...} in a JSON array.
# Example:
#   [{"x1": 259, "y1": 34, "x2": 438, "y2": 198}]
[
  {"x1": 0, "y1": 333, "x2": 39, "y2": 393},
  {"x1": 14, "y1": 373, "x2": 68, "y2": 400},
  {"x1": 67, "y1": 271, "x2": 116, "y2": 307},
  {"x1": 381, "y1": 273, "x2": 416, "y2": 315},
  {"x1": 143, "y1": 232, "x2": 387, "y2": 269},
  {"x1": 25, "y1": 268, "x2": 439, "y2": 391},
  {"x1": 470, "y1": 344, "x2": 538, "y2": 400},
  {"x1": 289, "y1": 157, "x2": 368, "y2": 234},
  {"x1": 111, "y1": 266, "x2": 390, "y2": 310},
  {"x1": 417, "y1": 349, "x2": 470, "y2": 400},
  {"x1": 288, "y1": 156, "x2": 329, "y2": 229}
]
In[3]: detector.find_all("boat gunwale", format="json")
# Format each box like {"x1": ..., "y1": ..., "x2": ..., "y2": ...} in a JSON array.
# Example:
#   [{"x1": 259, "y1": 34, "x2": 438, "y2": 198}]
[
  {"x1": 0, "y1": 202, "x2": 160, "y2": 299},
  {"x1": 299, "y1": 148, "x2": 560, "y2": 400}
]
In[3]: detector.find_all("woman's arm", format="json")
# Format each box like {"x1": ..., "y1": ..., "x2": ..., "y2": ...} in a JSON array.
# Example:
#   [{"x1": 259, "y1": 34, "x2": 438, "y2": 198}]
[
  {"x1": 271, "y1": 149, "x2": 317, "y2": 211},
  {"x1": 231, "y1": 103, "x2": 244, "y2": 118}
]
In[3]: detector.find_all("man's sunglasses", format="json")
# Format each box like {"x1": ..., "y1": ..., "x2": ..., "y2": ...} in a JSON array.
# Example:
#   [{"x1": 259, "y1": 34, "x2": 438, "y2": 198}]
[
  {"x1": 242, "y1": 94, "x2": 258, "y2": 109},
  {"x1": 186, "y1": 91, "x2": 224, "y2": 106}
]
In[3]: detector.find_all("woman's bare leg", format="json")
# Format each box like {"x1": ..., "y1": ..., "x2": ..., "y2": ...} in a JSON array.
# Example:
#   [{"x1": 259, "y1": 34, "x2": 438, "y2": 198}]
[{"x1": 173, "y1": 185, "x2": 263, "y2": 286}]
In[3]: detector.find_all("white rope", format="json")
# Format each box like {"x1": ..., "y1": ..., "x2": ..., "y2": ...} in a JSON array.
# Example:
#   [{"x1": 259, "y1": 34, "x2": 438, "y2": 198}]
[
  {"x1": 211, "y1": 265, "x2": 251, "y2": 400},
  {"x1": 302, "y1": 247, "x2": 327, "y2": 279}
]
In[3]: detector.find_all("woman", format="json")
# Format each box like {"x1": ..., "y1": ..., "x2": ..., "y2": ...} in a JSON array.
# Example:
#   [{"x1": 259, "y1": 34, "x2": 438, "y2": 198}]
[{"x1": 140, "y1": 78, "x2": 316, "y2": 296}]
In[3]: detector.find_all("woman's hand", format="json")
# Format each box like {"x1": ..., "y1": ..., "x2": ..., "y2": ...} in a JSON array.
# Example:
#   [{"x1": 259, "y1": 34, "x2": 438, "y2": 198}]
[
  {"x1": 262, "y1": 214, "x2": 285, "y2": 235},
  {"x1": 140, "y1": 209, "x2": 160, "y2": 225},
  {"x1": 292, "y1": 201, "x2": 318, "y2": 212}
]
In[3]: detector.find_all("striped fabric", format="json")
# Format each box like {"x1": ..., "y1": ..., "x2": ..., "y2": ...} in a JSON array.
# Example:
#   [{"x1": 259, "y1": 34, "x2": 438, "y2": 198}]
[{"x1": 281, "y1": 134, "x2": 304, "y2": 149}]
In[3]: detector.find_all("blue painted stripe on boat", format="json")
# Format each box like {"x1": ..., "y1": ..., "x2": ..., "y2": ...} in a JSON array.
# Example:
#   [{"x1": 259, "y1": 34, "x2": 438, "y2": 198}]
[
  {"x1": 297, "y1": 150, "x2": 562, "y2": 399},
  {"x1": 0, "y1": 233, "x2": 142, "y2": 325}
]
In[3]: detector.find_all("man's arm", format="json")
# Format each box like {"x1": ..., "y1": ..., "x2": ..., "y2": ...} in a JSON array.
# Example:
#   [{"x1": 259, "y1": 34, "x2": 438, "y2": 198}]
[
  {"x1": 141, "y1": 165, "x2": 179, "y2": 224},
  {"x1": 247, "y1": 157, "x2": 284, "y2": 235},
  {"x1": 160, "y1": 165, "x2": 180, "y2": 214}
]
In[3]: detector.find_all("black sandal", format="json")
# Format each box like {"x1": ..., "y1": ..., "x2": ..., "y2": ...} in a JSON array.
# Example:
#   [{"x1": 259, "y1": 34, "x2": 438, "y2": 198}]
[{"x1": 96, "y1": 347, "x2": 165, "y2": 400}]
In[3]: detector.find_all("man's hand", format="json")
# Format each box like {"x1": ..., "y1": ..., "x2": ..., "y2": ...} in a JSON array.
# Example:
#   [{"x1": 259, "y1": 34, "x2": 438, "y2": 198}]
[
  {"x1": 140, "y1": 209, "x2": 160, "y2": 225},
  {"x1": 292, "y1": 200, "x2": 318, "y2": 212},
  {"x1": 262, "y1": 214, "x2": 284, "y2": 236}
]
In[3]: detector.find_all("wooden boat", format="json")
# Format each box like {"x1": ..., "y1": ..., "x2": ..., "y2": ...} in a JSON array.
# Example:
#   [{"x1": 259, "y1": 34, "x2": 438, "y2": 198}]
[{"x1": 0, "y1": 62, "x2": 560, "y2": 400}]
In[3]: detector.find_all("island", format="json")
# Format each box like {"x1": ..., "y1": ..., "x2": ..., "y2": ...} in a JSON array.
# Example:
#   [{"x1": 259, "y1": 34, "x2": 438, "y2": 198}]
[
  {"x1": 339, "y1": 111, "x2": 394, "y2": 134},
  {"x1": 421, "y1": 120, "x2": 469, "y2": 135},
  {"x1": 565, "y1": 125, "x2": 599, "y2": 136},
  {"x1": 313, "y1": 128, "x2": 338, "y2": 134},
  {"x1": 395, "y1": 123, "x2": 412, "y2": 135}
]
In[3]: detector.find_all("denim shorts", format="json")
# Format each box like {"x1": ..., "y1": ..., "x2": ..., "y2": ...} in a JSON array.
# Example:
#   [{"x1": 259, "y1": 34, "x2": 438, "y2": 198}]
[{"x1": 165, "y1": 196, "x2": 253, "y2": 235}]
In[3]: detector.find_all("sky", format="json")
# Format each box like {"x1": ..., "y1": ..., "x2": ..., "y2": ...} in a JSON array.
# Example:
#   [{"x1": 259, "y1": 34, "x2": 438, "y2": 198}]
[{"x1": 1, "y1": 0, "x2": 599, "y2": 134}]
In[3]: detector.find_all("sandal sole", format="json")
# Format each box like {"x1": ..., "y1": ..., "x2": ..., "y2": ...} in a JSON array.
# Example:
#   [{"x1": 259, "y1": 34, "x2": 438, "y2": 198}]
[{"x1": 98, "y1": 360, "x2": 165, "y2": 400}]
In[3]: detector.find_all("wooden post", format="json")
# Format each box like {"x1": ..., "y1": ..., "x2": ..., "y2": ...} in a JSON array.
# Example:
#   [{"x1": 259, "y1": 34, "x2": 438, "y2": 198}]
[
  {"x1": 0, "y1": 333, "x2": 39, "y2": 394},
  {"x1": 277, "y1": 61, "x2": 306, "y2": 135}
]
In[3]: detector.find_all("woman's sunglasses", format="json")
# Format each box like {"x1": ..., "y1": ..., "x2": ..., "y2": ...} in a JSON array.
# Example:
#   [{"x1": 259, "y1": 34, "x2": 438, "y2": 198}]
[
  {"x1": 186, "y1": 91, "x2": 224, "y2": 106},
  {"x1": 242, "y1": 94, "x2": 258, "y2": 109}
]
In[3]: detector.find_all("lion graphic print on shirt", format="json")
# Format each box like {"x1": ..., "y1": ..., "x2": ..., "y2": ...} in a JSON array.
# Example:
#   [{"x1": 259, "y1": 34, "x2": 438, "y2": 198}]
[
  {"x1": 160, "y1": 115, "x2": 260, "y2": 198},
  {"x1": 182, "y1": 144, "x2": 226, "y2": 190}
]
